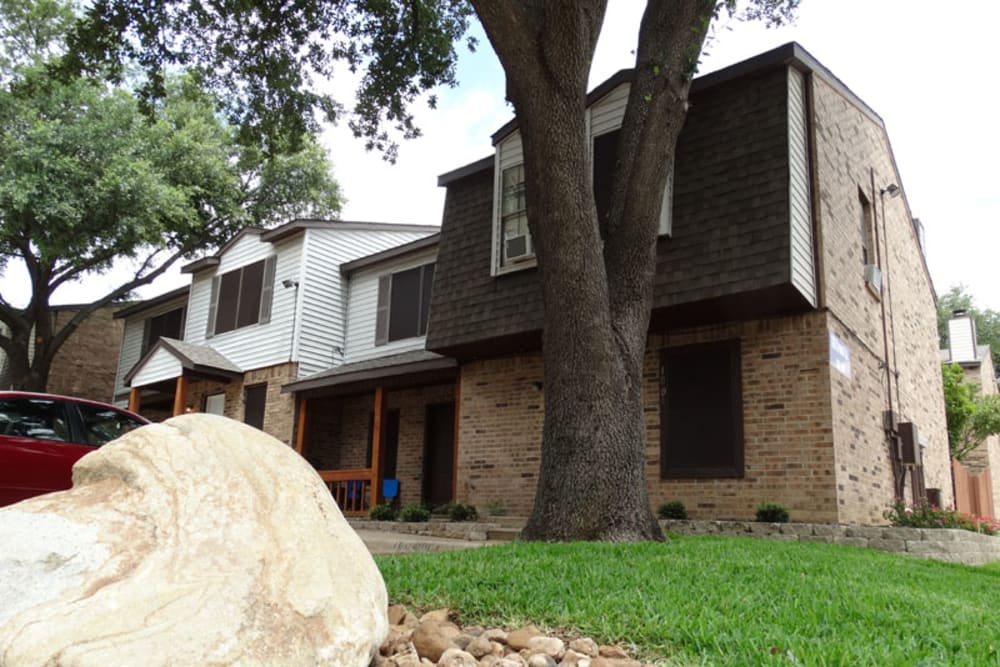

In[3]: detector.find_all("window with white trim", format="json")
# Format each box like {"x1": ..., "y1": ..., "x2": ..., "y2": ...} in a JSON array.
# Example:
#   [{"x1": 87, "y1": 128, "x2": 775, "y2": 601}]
[
  {"x1": 375, "y1": 263, "x2": 435, "y2": 345},
  {"x1": 500, "y1": 164, "x2": 532, "y2": 267},
  {"x1": 206, "y1": 256, "x2": 276, "y2": 337}
]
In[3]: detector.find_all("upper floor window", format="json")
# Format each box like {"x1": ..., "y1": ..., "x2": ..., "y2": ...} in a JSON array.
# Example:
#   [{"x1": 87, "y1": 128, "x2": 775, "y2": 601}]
[
  {"x1": 859, "y1": 191, "x2": 876, "y2": 267},
  {"x1": 142, "y1": 307, "x2": 185, "y2": 355},
  {"x1": 375, "y1": 263, "x2": 435, "y2": 345},
  {"x1": 500, "y1": 164, "x2": 532, "y2": 267},
  {"x1": 207, "y1": 256, "x2": 276, "y2": 336}
]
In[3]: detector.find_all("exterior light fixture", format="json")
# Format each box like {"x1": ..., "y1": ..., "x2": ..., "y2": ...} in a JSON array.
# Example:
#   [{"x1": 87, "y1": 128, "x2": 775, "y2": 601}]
[
  {"x1": 880, "y1": 183, "x2": 901, "y2": 199},
  {"x1": 282, "y1": 279, "x2": 299, "y2": 289}
]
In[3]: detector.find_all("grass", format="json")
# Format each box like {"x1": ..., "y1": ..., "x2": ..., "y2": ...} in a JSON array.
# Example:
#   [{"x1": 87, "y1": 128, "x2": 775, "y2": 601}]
[{"x1": 376, "y1": 535, "x2": 1000, "y2": 666}]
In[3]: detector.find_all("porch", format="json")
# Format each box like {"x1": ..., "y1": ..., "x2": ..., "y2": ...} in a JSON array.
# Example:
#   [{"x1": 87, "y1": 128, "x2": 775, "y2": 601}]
[{"x1": 285, "y1": 351, "x2": 459, "y2": 517}]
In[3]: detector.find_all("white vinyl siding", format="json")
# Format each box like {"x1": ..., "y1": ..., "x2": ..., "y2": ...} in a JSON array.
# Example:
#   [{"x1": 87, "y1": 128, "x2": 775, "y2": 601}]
[
  {"x1": 184, "y1": 232, "x2": 301, "y2": 371},
  {"x1": 296, "y1": 229, "x2": 435, "y2": 377},
  {"x1": 343, "y1": 247, "x2": 438, "y2": 363},
  {"x1": 787, "y1": 66, "x2": 817, "y2": 307},
  {"x1": 113, "y1": 294, "x2": 188, "y2": 399},
  {"x1": 131, "y1": 347, "x2": 183, "y2": 387},
  {"x1": 588, "y1": 83, "x2": 629, "y2": 138}
]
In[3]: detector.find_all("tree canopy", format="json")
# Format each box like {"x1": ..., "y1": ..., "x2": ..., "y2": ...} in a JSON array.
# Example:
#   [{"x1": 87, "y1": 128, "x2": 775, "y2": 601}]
[
  {"x1": 59, "y1": 0, "x2": 799, "y2": 541},
  {"x1": 0, "y1": 0, "x2": 343, "y2": 391}
]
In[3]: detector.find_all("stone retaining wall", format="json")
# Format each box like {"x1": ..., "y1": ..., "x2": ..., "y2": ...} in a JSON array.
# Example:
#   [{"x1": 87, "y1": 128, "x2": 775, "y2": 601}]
[{"x1": 660, "y1": 520, "x2": 1000, "y2": 565}]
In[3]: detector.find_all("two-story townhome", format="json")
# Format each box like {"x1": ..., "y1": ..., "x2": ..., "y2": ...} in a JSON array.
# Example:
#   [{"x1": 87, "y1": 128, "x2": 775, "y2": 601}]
[
  {"x1": 942, "y1": 312, "x2": 999, "y2": 518},
  {"x1": 281, "y1": 233, "x2": 456, "y2": 512},
  {"x1": 408, "y1": 42, "x2": 950, "y2": 525},
  {"x1": 117, "y1": 219, "x2": 437, "y2": 446}
]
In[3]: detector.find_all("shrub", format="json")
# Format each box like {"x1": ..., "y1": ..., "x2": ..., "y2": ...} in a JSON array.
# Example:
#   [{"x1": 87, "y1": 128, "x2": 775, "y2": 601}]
[
  {"x1": 756, "y1": 502, "x2": 790, "y2": 523},
  {"x1": 369, "y1": 503, "x2": 397, "y2": 521},
  {"x1": 400, "y1": 504, "x2": 431, "y2": 523},
  {"x1": 885, "y1": 499, "x2": 999, "y2": 535},
  {"x1": 483, "y1": 501, "x2": 507, "y2": 517},
  {"x1": 657, "y1": 500, "x2": 688, "y2": 520},
  {"x1": 430, "y1": 502, "x2": 455, "y2": 516},
  {"x1": 449, "y1": 503, "x2": 479, "y2": 522}
]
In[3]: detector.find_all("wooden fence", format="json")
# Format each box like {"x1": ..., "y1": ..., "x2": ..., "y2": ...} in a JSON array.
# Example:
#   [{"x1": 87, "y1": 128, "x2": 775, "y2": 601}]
[{"x1": 953, "y1": 460, "x2": 995, "y2": 519}]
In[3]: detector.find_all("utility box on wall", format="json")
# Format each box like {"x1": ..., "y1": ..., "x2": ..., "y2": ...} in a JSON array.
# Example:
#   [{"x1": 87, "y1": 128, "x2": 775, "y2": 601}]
[{"x1": 899, "y1": 422, "x2": 921, "y2": 465}]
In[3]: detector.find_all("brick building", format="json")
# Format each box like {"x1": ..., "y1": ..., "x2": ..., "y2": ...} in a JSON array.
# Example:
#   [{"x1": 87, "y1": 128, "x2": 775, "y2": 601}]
[{"x1": 413, "y1": 43, "x2": 948, "y2": 524}]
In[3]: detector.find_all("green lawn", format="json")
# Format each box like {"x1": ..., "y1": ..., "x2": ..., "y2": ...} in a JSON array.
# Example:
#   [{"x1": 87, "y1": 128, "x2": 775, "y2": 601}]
[{"x1": 376, "y1": 535, "x2": 1000, "y2": 666}]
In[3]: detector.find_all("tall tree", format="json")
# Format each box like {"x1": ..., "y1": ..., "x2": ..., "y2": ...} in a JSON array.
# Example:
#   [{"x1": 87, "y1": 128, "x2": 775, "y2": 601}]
[
  {"x1": 0, "y1": 1, "x2": 343, "y2": 392},
  {"x1": 937, "y1": 285, "x2": 1000, "y2": 375},
  {"x1": 66, "y1": 0, "x2": 796, "y2": 541}
]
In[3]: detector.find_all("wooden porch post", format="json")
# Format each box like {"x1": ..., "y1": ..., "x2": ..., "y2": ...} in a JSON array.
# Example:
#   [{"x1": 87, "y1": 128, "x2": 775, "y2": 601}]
[
  {"x1": 172, "y1": 376, "x2": 188, "y2": 416},
  {"x1": 295, "y1": 398, "x2": 308, "y2": 456},
  {"x1": 452, "y1": 375, "x2": 461, "y2": 501},
  {"x1": 128, "y1": 388, "x2": 141, "y2": 413},
  {"x1": 370, "y1": 386, "x2": 385, "y2": 508}
]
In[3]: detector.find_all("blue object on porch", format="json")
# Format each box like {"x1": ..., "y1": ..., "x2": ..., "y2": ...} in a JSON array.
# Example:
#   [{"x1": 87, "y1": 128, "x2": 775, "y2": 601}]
[
  {"x1": 347, "y1": 480, "x2": 362, "y2": 501},
  {"x1": 382, "y1": 478, "x2": 399, "y2": 501}
]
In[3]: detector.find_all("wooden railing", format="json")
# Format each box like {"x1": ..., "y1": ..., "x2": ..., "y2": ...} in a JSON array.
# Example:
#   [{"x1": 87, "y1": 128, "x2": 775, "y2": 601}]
[{"x1": 319, "y1": 469, "x2": 373, "y2": 517}]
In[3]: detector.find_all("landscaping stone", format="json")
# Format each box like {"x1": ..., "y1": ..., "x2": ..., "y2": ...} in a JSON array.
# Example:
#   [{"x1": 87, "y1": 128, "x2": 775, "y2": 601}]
[
  {"x1": 507, "y1": 625, "x2": 544, "y2": 651},
  {"x1": 568, "y1": 639, "x2": 598, "y2": 657},
  {"x1": 598, "y1": 646, "x2": 631, "y2": 660},
  {"x1": 483, "y1": 629, "x2": 509, "y2": 643},
  {"x1": 527, "y1": 636, "x2": 565, "y2": 659},
  {"x1": 0, "y1": 414, "x2": 387, "y2": 667},
  {"x1": 412, "y1": 619, "x2": 463, "y2": 662},
  {"x1": 467, "y1": 635, "x2": 494, "y2": 658},
  {"x1": 559, "y1": 650, "x2": 592, "y2": 667},
  {"x1": 527, "y1": 654, "x2": 558, "y2": 667},
  {"x1": 438, "y1": 648, "x2": 479, "y2": 667}
]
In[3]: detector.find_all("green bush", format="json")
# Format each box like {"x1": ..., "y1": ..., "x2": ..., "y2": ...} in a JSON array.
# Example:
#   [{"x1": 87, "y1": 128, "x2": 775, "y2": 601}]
[
  {"x1": 657, "y1": 500, "x2": 688, "y2": 520},
  {"x1": 369, "y1": 502, "x2": 397, "y2": 521},
  {"x1": 400, "y1": 504, "x2": 431, "y2": 522},
  {"x1": 449, "y1": 503, "x2": 479, "y2": 522},
  {"x1": 430, "y1": 502, "x2": 455, "y2": 516},
  {"x1": 482, "y1": 501, "x2": 507, "y2": 517},
  {"x1": 756, "y1": 502, "x2": 790, "y2": 523},
  {"x1": 885, "y1": 499, "x2": 999, "y2": 535}
]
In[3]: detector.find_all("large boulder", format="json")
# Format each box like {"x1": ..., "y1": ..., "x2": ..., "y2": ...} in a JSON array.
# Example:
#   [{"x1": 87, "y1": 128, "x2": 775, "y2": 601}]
[{"x1": 0, "y1": 413, "x2": 387, "y2": 666}]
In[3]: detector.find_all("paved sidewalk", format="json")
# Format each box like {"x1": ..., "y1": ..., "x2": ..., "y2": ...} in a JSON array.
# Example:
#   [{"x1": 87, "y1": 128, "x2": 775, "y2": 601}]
[{"x1": 355, "y1": 528, "x2": 490, "y2": 555}]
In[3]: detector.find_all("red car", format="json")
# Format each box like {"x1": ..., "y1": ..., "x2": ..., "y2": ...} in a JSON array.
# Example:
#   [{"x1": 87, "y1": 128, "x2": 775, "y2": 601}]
[{"x1": 0, "y1": 391, "x2": 149, "y2": 507}]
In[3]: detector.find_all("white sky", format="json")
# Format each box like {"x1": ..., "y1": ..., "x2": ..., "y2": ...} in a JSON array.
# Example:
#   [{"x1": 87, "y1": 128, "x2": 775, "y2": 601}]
[{"x1": 4, "y1": 0, "x2": 998, "y2": 310}]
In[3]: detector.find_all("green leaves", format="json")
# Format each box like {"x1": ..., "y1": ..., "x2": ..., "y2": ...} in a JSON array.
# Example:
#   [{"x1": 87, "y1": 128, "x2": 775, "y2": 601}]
[{"x1": 941, "y1": 362, "x2": 1000, "y2": 461}]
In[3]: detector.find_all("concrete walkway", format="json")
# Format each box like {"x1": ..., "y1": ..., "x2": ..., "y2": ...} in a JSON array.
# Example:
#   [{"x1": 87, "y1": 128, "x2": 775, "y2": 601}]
[{"x1": 355, "y1": 528, "x2": 490, "y2": 555}]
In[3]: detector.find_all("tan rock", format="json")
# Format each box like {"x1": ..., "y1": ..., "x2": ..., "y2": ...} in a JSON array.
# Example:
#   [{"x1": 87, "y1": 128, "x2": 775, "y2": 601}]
[
  {"x1": 591, "y1": 658, "x2": 640, "y2": 667},
  {"x1": 438, "y1": 648, "x2": 479, "y2": 667},
  {"x1": 527, "y1": 637, "x2": 565, "y2": 659},
  {"x1": 467, "y1": 635, "x2": 494, "y2": 658},
  {"x1": 526, "y1": 653, "x2": 558, "y2": 667},
  {"x1": 381, "y1": 625, "x2": 415, "y2": 656},
  {"x1": 490, "y1": 642, "x2": 507, "y2": 657},
  {"x1": 479, "y1": 656, "x2": 500, "y2": 667},
  {"x1": 507, "y1": 625, "x2": 544, "y2": 651},
  {"x1": 412, "y1": 620, "x2": 463, "y2": 662},
  {"x1": 598, "y1": 646, "x2": 631, "y2": 660},
  {"x1": 559, "y1": 650, "x2": 591, "y2": 667},
  {"x1": 421, "y1": 608, "x2": 453, "y2": 624},
  {"x1": 483, "y1": 628, "x2": 509, "y2": 643},
  {"x1": 497, "y1": 656, "x2": 528, "y2": 667},
  {"x1": 0, "y1": 414, "x2": 387, "y2": 667},
  {"x1": 389, "y1": 604, "x2": 411, "y2": 626},
  {"x1": 568, "y1": 639, "x2": 598, "y2": 658}
]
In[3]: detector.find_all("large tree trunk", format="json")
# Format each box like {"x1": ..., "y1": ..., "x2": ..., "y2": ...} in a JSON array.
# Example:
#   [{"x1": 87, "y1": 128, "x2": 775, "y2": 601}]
[{"x1": 472, "y1": 0, "x2": 715, "y2": 541}]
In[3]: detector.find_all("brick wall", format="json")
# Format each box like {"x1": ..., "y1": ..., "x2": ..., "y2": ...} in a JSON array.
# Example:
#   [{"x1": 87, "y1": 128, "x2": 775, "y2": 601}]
[
  {"x1": 47, "y1": 306, "x2": 123, "y2": 403},
  {"x1": 811, "y1": 74, "x2": 951, "y2": 520}
]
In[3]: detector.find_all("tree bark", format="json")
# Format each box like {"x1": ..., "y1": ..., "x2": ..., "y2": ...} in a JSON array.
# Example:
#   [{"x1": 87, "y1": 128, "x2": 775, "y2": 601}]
[{"x1": 471, "y1": 0, "x2": 715, "y2": 541}]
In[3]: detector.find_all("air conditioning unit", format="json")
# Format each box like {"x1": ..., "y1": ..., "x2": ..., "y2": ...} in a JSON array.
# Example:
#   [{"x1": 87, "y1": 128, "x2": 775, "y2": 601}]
[
  {"x1": 504, "y1": 234, "x2": 532, "y2": 262},
  {"x1": 864, "y1": 264, "x2": 882, "y2": 293}
]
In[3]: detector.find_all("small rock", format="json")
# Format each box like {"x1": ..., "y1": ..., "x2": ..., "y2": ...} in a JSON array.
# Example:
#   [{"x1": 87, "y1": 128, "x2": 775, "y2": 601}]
[
  {"x1": 591, "y1": 658, "x2": 639, "y2": 667},
  {"x1": 412, "y1": 620, "x2": 462, "y2": 662},
  {"x1": 388, "y1": 604, "x2": 410, "y2": 626},
  {"x1": 507, "y1": 625, "x2": 543, "y2": 651},
  {"x1": 479, "y1": 656, "x2": 500, "y2": 667},
  {"x1": 421, "y1": 660, "x2": 436, "y2": 667},
  {"x1": 489, "y1": 641, "x2": 506, "y2": 658},
  {"x1": 456, "y1": 634, "x2": 473, "y2": 650},
  {"x1": 396, "y1": 655, "x2": 422, "y2": 667},
  {"x1": 438, "y1": 648, "x2": 479, "y2": 667},
  {"x1": 526, "y1": 654, "x2": 557, "y2": 667},
  {"x1": 568, "y1": 639, "x2": 598, "y2": 658},
  {"x1": 497, "y1": 656, "x2": 527, "y2": 667},
  {"x1": 399, "y1": 612, "x2": 420, "y2": 629},
  {"x1": 483, "y1": 629, "x2": 509, "y2": 643},
  {"x1": 559, "y1": 650, "x2": 591, "y2": 667},
  {"x1": 598, "y1": 646, "x2": 630, "y2": 660},
  {"x1": 381, "y1": 626, "x2": 414, "y2": 656},
  {"x1": 465, "y1": 625, "x2": 486, "y2": 636},
  {"x1": 466, "y1": 635, "x2": 494, "y2": 659},
  {"x1": 421, "y1": 609, "x2": 453, "y2": 624},
  {"x1": 527, "y1": 637, "x2": 565, "y2": 659}
]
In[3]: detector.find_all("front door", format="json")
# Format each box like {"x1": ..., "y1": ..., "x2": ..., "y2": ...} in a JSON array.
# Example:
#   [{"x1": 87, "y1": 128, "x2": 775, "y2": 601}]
[{"x1": 422, "y1": 402, "x2": 455, "y2": 507}]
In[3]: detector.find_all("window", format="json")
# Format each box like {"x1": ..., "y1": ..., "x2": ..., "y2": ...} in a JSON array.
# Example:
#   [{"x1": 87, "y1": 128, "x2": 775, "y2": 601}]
[
  {"x1": 76, "y1": 403, "x2": 144, "y2": 446},
  {"x1": 207, "y1": 256, "x2": 276, "y2": 336},
  {"x1": 500, "y1": 164, "x2": 531, "y2": 266},
  {"x1": 243, "y1": 384, "x2": 267, "y2": 430},
  {"x1": 142, "y1": 307, "x2": 185, "y2": 355},
  {"x1": 375, "y1": 263, "x2": 435, "y2": 345},
  {"x1": 860, "y1": 191, "x2": 876, "y2": 267},
  {"x1": 660, "y1": 341, "x2": 743, "y2": 478},
  {"x1": 204, "y1": 393, "x2": 226, "y2": 415},
  {"x1": 0, "y1": 398, "x2": 70, "y2": 442}
]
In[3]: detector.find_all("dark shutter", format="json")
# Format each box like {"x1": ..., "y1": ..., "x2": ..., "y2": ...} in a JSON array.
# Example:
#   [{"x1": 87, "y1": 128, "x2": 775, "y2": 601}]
[
  {"x1": 419, "y1": 264, "x2": 435, "y2": 335},
  {"x1": 388, "y1": 266, "x2": 422, "y2": 341},
  {"x1": 660, "y1": 340, "x2": 743, "y2": 478},
  {"x1": 206, "y1": 276, "x2": 221, "y2": 337},
  {"x1": 236, "y1": 260, "x2": 265, "y2": 329},
  {"x1": 258, "y1": 255, "x2": 276, "y2": 324},
  {"x1": 375, "y1": 275, "x2": 391, "y2": 346},
  {"x1": 243, "y1": 384, "x2": 267, "y2": 430},
  {"x1": 215, "y1": 271, "x2": 241, "y2": 334}
]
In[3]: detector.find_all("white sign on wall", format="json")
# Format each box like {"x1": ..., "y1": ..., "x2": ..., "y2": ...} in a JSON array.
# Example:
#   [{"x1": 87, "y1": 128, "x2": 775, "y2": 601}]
[{"x1": 829, "y1": 331, "x2": 851, "y2": 378}]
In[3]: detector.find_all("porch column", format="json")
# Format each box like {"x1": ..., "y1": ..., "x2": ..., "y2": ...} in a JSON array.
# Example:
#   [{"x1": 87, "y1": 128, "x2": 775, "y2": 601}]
[
  {"x1": 128, "y1": 387, "x2": 141, "y2": 413},
  {"x1": 370, "y1": 385, "x2": 385, "y2": 508},
  {"x1": 295, "y1": 398, "x2": 308, "y2": 456},
  {"x1": 172, "y1": 376, "x2": 188, "y2": 416}
]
